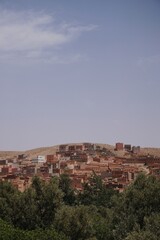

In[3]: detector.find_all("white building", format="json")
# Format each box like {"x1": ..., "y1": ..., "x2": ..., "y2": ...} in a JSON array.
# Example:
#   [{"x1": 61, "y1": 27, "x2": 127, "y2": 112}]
[{"x1": 32, "y1": 155, "x2": 46, "y2": 164}]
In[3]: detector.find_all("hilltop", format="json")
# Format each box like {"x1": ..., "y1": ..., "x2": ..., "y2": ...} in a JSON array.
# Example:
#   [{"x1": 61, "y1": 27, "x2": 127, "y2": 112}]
[{"x1": 0, "y1": 143, "x2": 160, "y2": 159}]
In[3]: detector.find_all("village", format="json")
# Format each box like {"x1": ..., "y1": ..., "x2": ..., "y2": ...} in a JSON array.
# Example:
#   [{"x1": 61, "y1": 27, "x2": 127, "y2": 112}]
[{"x1": 0, "y1": 142, "x2": 160, "y2": 193}]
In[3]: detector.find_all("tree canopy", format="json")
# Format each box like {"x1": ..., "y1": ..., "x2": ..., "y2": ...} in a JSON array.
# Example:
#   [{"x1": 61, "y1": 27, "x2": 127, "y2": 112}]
[{"x1": 0, "y1": 173, "x2": 160, "y2": 239}]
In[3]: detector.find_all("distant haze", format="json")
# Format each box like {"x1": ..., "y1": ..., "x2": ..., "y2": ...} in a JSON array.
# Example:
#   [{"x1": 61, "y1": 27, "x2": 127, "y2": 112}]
[{"x1": 0, "y1": 0, "x2": 160, "y2": 150}]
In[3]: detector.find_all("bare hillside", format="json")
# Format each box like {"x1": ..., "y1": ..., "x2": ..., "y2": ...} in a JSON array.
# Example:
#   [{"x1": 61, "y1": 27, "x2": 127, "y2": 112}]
[
  {"x1": 0, "y1": 143, "x2": 160, "y2": 159},
  {"x1": 0, "y1": 151, "x2": 22, "y2": 159},
  {"x1": 139, "y1": 147, "x2": 160, "y2": 157}
]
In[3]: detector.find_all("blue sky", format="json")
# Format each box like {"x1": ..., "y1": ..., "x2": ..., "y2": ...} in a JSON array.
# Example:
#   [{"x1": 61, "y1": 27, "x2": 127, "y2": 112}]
[{"x1": 0, "y1": 0, "x2": 160, "y2": 150}]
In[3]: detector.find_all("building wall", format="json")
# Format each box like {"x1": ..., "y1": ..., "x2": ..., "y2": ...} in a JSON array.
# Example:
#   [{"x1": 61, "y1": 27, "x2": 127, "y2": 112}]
[
  {"x1": 124, "y1": 144, "x2": 132, "y2": 151},
  {"x1": 46, "y1": 155, "x2": 55, "y2": 162},
  {"x1": 115, "y1": 143, "x2": 124, "y2": 151},
  {"x1": 132, "y1": 146, "x2": 140, "y2": 154}
]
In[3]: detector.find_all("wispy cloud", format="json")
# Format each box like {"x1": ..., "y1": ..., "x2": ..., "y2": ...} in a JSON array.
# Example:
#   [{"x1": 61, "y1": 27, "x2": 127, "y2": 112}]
[{"x1": 0, "y1": 9, "x2": 97, "y2": 63}]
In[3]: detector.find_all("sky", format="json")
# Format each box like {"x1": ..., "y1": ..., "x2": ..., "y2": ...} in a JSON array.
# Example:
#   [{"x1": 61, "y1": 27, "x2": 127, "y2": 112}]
[{"x1": 0, "y1": 0, "x2": 160, "y2": 150}]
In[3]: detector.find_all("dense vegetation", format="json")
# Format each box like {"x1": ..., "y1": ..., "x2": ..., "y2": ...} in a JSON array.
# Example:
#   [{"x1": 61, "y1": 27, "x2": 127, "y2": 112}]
[{"x1": 0, "y1": 173, "x2": 160, "y2": 239}]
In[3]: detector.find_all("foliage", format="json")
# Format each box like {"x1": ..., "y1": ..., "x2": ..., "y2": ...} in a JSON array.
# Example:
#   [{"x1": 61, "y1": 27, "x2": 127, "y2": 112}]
[
  {"x1": 78, "y1": 172, "x2": 116, "y2": 207},
  {"x1": 0, "y1": 177, "x2": 63, "y2": 230},
  {"x1": 59, "y1": 174, "x2": 76, "y2": 205},
  {"x1": 93, "y1": 207, "x2": 114, "y2": 240},
  {"x1": 144, "y1": 213, "x2": 160, "y2": 238},
  {"x1": 0, "y1": 218, "x2": 68, "y2": 240},
  {"x1": 54, "y1": 205, "x2": 96, "y2": 240},
  {"x1": 12, "y1": 187, "x2": 39, "y2": 230},
  {"x1": 125, "y1": 230, "x2": 158, "y2": 240},
  {"x1": 0, "y1": 181, "x2": 20, "y2": 224},
  {"x1": 120, "y1": 174, "x2": 160, "y2": 227},
  {"x1": 31, "y1": 176, "x2": 63, "y2": 228},
  {"x1": 110, "y1": 173, "x2": 160, "y2": 239},
  {"x1": 1, "y1": 173, "x2": 160, "y2": 239}
]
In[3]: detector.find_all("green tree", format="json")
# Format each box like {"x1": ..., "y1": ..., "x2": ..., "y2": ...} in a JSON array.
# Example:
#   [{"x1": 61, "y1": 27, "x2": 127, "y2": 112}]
[
  {"x1": 54, "y1": 205, "x2": 96, "y2": 240},
  {"x1": 31, "y1": 176, "x2": 64, "y2": 228},
  {"x1": 93, "y1": 207, "x2": 114, "y2": 240},
  {"x1": 12, "y1": 187, "x2": 39, "y2": 230},
  {"x1": 59, "y1": 174, "x2": 76, "y2": 205},
  {"x1": 78, "y1": 172, "x2": 116, "y2": 207},
  {"x1": 144, "y1": 213, "x2": 160, "y2": 238},
  {"x1": 110, "y1": 173, "x2": 160, "y2": 239},
  {"x1": 0, "y1": 218, "x2": 68, "y2": 240},
  {"x1": 122, "y1": 174, "x2": 160, "y2": 227},
  {"x1": 125, "y1": 230, "x2": 158, "y2": 240},
  {"x1": 9, "y1": 176, "x2": 64, "y2": 230},
  {"x1": 26, "y1": 228, "x2": 68, "y2": 240},
  {"x1": 0, "y1": 181, "x2": 20, "y2": 224}
]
